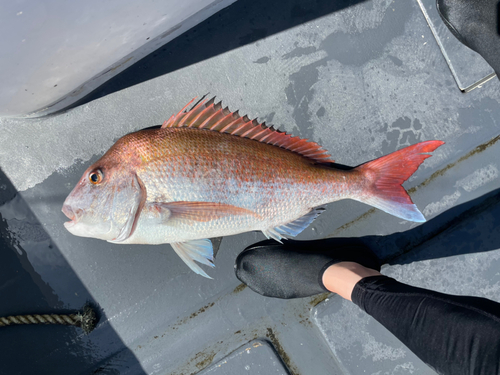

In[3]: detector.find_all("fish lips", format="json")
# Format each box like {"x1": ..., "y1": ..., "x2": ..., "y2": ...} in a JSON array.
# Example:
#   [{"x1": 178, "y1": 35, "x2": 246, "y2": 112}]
[
  {"x1": 62, "y1": 204, "x2": 81, "y2": 229},
  {"x1": 62, "y1": 203, "x2": 115, "y2": 239}
]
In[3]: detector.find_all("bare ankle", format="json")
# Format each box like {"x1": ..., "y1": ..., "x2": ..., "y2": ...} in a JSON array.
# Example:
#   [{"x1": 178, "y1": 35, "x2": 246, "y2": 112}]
[{"x1": 322, "y1": 262, "x2": 381, "y2": 301}]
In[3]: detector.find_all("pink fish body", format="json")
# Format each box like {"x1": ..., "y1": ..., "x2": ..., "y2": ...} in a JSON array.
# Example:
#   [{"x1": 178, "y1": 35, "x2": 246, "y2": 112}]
[{"x1": 62, "y1": 98, "x2": 444, "y2": 277}]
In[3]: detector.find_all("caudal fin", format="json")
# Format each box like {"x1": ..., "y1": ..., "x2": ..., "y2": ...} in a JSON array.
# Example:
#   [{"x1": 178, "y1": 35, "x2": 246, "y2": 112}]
[{"x1": 355, "y1": 140, "x2": 444, "y2": 222}]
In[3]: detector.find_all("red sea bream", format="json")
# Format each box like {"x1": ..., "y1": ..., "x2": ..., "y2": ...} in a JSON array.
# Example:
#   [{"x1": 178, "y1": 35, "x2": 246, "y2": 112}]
[{"x1": 62, "y1": 98, "x2": 444, "y2": 277}]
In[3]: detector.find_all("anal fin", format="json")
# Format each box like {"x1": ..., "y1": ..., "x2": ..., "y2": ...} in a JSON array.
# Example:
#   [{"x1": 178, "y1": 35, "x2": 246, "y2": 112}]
[
  {"x1": 171, "y1": 239, "x2": 215, "y2": 278},
  {"x1": 262, "y1": 228, "x2": 284, "y2": 243},
  {"x1": 262, "y1": 208, "x2": 324, "y2": 242}
]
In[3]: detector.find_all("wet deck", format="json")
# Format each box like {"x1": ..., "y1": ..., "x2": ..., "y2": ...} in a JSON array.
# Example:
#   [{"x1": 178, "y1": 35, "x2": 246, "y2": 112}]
[{"x1": 1, "y1": 0, "x2": 499, "y2": 374}]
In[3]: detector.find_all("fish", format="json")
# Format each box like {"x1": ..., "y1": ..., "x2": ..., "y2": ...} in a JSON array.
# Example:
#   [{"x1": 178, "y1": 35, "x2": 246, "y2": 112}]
[{"x1": 62, "y1": 97, "x2": 444, "y2": 278}]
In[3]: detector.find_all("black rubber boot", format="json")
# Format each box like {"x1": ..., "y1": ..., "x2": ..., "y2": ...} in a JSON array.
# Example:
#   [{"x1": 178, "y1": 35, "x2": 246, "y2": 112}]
[
  {"x1": 436, "y1": 0, "x2": 500, "y2": 79},
  {"x1": 235, "y1": 238, "x2": 380, "y2": 299}
]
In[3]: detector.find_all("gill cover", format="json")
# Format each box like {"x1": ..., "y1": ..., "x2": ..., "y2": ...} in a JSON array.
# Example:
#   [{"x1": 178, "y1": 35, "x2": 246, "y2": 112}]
[{"x1": 108, "y1": 173, "x2": 147, "y2": 243}]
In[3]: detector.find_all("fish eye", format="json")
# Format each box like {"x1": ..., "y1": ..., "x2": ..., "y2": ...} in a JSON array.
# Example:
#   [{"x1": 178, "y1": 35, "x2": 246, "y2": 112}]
[{"x1": 88, "y1": 169, "x2": 103, "y2": 185}]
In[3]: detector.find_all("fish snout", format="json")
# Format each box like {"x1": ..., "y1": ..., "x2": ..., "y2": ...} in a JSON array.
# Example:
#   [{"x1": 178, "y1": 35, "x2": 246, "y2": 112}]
[{"x1": 62, "y1": 204, "x2": 83, "y2": 223}]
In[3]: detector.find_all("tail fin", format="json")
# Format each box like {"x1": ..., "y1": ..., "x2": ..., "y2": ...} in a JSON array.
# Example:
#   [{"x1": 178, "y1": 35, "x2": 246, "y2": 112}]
[{"x1": 355, "y1": 140, "x2": 444, "y2": 222}]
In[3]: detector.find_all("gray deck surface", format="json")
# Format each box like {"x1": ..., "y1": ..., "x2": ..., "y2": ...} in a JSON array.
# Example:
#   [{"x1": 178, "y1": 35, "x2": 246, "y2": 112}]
[{"x1": 1, "y1": 0, "x2": 499, "y2": 374}]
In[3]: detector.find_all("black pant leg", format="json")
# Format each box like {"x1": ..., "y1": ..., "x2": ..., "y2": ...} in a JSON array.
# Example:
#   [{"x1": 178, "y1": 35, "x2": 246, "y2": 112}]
[{"x1": 351, "y1": 275, "x2": 500, "y2": 375}]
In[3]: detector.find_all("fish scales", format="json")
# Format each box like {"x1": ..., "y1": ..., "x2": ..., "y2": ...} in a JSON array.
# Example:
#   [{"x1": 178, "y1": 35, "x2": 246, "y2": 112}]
[{"x1": 128, "y1": 128, "x2": 352, "y2": 237}]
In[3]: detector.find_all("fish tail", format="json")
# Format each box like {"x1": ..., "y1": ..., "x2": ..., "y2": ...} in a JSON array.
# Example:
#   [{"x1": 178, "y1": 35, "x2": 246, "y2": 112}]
[{"x1": 355, "y1": 140, "x2": 444, "y2": 222}]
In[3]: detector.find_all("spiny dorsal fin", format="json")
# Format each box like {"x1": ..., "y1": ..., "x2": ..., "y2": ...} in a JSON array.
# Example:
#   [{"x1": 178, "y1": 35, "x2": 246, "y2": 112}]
[{"x1": 161, "y1": 97, "x2": 334, "y2": 163}]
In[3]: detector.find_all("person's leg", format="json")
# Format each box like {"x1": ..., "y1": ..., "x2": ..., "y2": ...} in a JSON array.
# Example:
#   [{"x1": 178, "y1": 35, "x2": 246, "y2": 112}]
[
  {"x1": 235, "y1": 238, "x2": 381, "y2": 299},
  {"x1": 323, "y1": 262, "x2": 500, "y2": 375},
  {"x1": 235, "y1": 240, "x2": 500, "y2": 375},
  {"x1": 321, "y1": 261, "x2": 380, "y2": 300}
]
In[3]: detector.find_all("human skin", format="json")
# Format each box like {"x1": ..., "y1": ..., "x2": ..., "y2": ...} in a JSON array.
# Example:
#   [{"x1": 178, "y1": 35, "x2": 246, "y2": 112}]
[{"x1": 322, "y1": 262, "x2": 381, "y2": 301}]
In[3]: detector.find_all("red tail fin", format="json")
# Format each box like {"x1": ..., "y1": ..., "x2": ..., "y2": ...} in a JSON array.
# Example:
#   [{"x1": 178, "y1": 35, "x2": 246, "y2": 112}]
[{"x1": 355, "y1": 140, "x2": 444, "y2": 222}]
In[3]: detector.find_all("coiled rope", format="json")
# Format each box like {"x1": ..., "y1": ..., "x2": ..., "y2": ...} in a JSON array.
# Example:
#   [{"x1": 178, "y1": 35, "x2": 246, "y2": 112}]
[{"x1": 0, "y1": 304, "x2": 97, "y2": 334}]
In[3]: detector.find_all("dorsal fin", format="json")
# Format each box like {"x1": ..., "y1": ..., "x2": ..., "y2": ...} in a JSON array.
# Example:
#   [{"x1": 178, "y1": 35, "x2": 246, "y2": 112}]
[{"x1": 161, "y1": 97, "x2": 334, "y2": 163}]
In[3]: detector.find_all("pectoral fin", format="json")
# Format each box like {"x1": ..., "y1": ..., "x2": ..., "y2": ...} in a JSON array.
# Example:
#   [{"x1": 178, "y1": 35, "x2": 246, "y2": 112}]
[
  {"x1": 171, "y1": 239, "x2": 215, "y2": 278},
  {"x1": 154, "y1": 201, "x2": 259, "y2": 222}
]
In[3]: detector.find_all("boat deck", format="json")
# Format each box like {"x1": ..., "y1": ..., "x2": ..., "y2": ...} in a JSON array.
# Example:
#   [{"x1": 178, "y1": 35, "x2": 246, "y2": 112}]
[{"x1": 1, "y1": 0, "x2": 499, "y2": 374}]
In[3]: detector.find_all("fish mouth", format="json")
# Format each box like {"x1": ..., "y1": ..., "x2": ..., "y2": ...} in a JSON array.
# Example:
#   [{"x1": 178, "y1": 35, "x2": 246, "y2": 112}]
[{"x1": 62, "y1": 204, "x2": 81, "y2": 228}]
